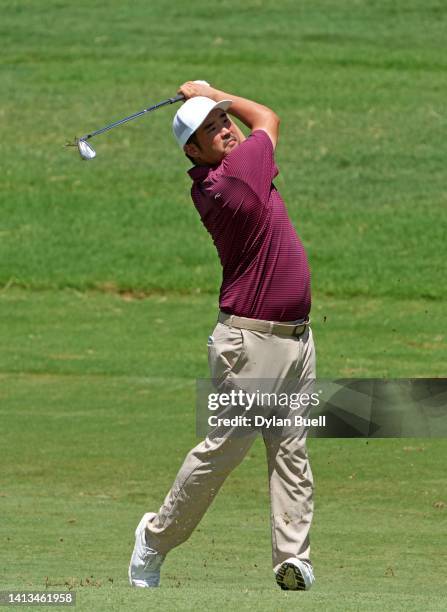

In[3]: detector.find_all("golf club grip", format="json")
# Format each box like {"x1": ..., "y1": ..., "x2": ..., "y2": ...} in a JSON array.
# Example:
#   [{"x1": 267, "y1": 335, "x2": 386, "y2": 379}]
[{"x1": 170, "y1": 94, "x2": 185, "y2": 103}]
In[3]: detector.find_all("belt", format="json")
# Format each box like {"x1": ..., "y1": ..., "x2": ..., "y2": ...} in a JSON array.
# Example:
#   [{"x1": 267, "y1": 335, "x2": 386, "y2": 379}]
[{"x1": 218, "y1": 311, "x2": 309, "y2": 337}]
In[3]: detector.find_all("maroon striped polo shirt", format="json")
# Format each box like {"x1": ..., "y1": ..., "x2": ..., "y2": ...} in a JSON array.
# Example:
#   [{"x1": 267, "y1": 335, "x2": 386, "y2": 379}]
[{"x1": 188, "y1": 129, "x2": 311, "y2": 322}]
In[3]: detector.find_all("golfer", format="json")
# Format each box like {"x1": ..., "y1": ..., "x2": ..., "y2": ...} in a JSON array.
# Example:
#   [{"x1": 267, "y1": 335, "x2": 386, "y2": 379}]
[{"x1": 129, "y1": 81, "x2": 316, "y2": 591}]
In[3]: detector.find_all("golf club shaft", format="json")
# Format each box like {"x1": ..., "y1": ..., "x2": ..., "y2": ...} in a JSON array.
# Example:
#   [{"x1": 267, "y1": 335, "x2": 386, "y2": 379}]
[{"x1": 80, "y1": 94, "x2": 185, "y2": 141}]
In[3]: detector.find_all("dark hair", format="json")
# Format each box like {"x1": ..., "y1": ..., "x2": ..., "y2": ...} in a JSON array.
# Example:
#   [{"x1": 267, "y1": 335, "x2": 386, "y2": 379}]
[{"x1": 185, "y1": 132, "x2": 200, "y2": 164}]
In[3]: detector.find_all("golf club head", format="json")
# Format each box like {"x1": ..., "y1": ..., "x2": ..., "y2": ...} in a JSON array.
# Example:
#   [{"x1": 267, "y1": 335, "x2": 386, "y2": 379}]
[{"x1": 78, "y1": 139, "x2": 96, "y2": 160}]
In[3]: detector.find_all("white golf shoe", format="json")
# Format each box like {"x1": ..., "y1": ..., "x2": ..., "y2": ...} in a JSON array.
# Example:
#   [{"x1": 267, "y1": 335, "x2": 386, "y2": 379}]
[
  {"x1": 128, "y1": 512, "x2": 165, "y2": 587},
  {"x1": 275, "y1": 558, "x2": 315, "y2": 591}
]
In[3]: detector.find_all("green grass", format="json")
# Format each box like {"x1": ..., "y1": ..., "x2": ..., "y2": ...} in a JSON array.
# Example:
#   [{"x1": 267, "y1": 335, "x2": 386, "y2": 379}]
[
  {"x1": 1, "y1": 290, "x2": 446, "y2": 611},
  {"x1": 1, "y1": 0, "x2": 446, "y2": 297},
  {"x1": 1, "y1": 0, "x2": 447, "y2": 609},
  {"x1": 0, "y1": 289, "x2": 446, "y2": 379}
]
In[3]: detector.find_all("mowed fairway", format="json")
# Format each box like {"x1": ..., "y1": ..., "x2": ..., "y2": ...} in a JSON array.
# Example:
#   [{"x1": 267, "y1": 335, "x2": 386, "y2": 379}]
[{"x1": 1, "y1": 0, "x2": 446, "y2": 610}]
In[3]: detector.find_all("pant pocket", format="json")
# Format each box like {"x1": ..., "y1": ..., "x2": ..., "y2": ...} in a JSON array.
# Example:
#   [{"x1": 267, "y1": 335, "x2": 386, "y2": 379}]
[{"x1": 208, "y1": 323, "x2": 246, "y2": 385}]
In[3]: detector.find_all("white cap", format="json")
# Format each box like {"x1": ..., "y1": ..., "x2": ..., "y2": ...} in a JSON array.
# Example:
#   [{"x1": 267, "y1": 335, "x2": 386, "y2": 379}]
[{"x1": 173, "y1": 96, "x2": 232, "y2": 147}]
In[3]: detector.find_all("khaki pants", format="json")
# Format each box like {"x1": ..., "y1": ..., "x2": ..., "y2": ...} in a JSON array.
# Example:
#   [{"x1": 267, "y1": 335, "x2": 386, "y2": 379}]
[{"x1": 146, "y1": 319, "x2": 316, "y2": 571}]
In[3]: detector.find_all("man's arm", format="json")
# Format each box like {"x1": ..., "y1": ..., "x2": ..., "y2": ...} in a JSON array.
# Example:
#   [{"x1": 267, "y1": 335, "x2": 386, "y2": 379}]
[{"x1": 178, "y1": 81, "x2": 280, "y2": 149}]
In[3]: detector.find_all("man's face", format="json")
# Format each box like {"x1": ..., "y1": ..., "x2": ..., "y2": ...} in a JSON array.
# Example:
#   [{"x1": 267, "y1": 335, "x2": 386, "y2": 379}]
[{"x1": 184, "y1": 108, "x2": 241, "y2": 165}]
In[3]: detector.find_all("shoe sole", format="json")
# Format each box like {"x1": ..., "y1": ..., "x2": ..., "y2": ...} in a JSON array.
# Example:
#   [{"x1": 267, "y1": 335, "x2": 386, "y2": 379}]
[{"x1": 276, "y1": 562, "x2": 306, "y2": 591}]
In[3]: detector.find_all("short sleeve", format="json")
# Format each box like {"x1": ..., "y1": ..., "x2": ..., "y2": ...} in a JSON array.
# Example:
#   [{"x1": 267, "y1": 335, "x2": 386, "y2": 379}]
[{"x1": 220, "y1": 129, "x2": 279, "y2": 203}]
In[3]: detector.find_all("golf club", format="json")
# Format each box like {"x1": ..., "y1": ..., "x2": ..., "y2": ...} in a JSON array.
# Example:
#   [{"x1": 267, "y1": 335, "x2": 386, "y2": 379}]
[{"x1": 66, "y1": 93, "x2": 185, "y2": 160}]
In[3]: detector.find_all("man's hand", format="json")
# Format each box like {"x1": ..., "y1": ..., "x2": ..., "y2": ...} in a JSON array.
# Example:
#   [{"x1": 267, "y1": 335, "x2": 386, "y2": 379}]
[{"x1": 178, "y1": 81, "x2": 213, "y2": 100}]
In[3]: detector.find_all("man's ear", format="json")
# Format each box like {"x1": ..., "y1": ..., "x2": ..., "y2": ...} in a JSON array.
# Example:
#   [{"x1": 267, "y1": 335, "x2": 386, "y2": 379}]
[{"x1": 184, "y1": 142, "x2": 201, "y2": 160}]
